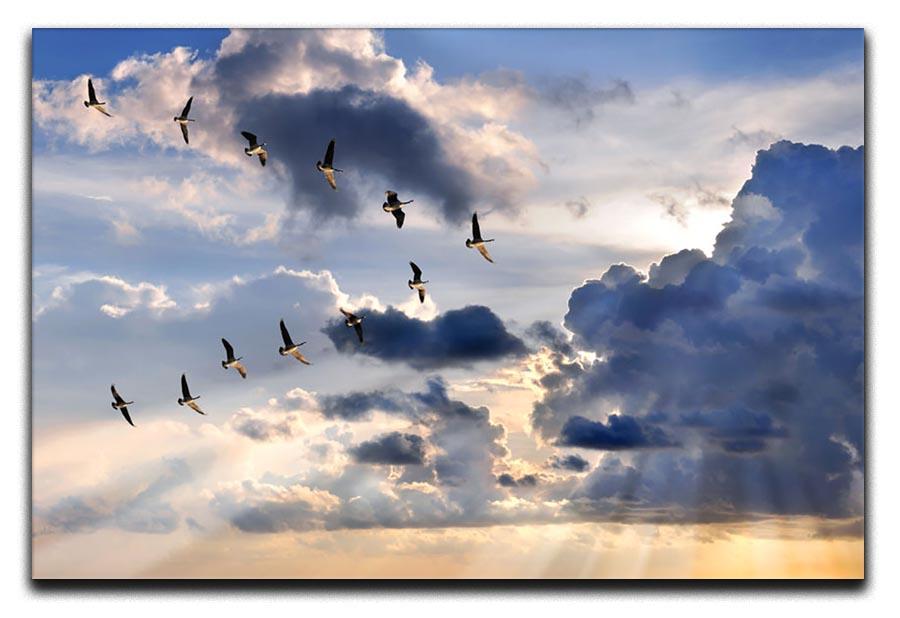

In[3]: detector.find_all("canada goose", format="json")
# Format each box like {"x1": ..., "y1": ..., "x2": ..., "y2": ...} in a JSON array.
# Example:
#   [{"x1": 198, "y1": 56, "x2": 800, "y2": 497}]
[
  {"x1": 408, "y1": 261, "x2": 428, "y2": 303},
  {"x1": 221, "y1": 337, "x2": 247, "y2": 378},
  {"x1": 316, "y1": 139, "x2": 342, "y2": 189},
  {"x1": 174, "y1": 96, "x2": 195, "y2": 144},
  {"x1": 241, "y1": 131, "x2": 267, "y2": 167},
  {"x1": 340, "y1": 308, "x2": 364, "y2": 343},
  {"x1": 177, "y1": 373, "x2": 205, "y2": 415},
  {"x1": 278, "y1": 319, "x2": 311, "y2": 365},
  {"x1": 466, "y1": 212, "x2": 495, "y2": 263},
  {"x1": 110, "y1": 384, "x2": 135, "y2": 427},
  {"x1": 84, "y1": 78, "x2": 112, "y2": 117},
  {"x1": 383, "y1": 191, "x2": 414, "y2": 228}
]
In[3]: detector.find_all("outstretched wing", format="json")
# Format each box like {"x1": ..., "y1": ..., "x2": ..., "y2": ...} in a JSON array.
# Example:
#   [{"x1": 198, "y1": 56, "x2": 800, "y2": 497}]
[
  {"x1": 391, "y1": 208, "x2": 405, "y2": 228},
  {"x1": 120, "y1": 407, "x2": 135, "y2": 427},
  {"x1": 385, "y1": 190, "x2": 398, "y2": 204},
  {"x1": 181, "y1": 96, "x2": 193, "y2": 118},
  {"x1": 324, "y1": 169, "x2": 336, "y2": 190},
  {"x1": 259, "y1": 150, "x2": 267, "y2": 167},
  {"x1": 187, "y1": 401, "x2": 206, "y2": 415},
  {"x1": 180, "y1": 122, "x2": 190, "y2": 144},
  {"x1": 418, "y1": 288, "x2": 426, "y2": 304},
  {"x1": 477, "y1": 244, "x2": 494, "y2": 263},
  {"x1": 472, "y1": 213, "x2": 482, "y2": 241},
  {"x1": 409, "y1": 261, "x2": 422, "y2": 280},
  {"x1": 221, "y1": 338, "x2": 235, "y2": 361},
  {"x1": 93, "y1": 105, "x2": 112, "y2": 118},
  {"x1": 241, "y1": 131, "x2": 258, "y2": 147},
  {"x1": 353, "y1": 322, "x2": 364, "y2": 344},
  {"x1": 324, "y1": 139, "x2": 336, "y2": 167},
  {"x1": 340, "y1": 308, "x2": 356, "y2": 320},
  {"x1": 279, "y1": 320, "x2": 294, "y2": 348},
  {"x1": 88, "y1": 78, "x2": 97, "y2": 104},
  {"x1": 290, "y1": 349, "x2": 312, "y2": 365},
  {"x1": 111, "y1": 384, "x2": 126, "y2": 405},
  {"x1": 180, "y1": 374, "x2": 191, "y2": 399},
  {"x1": 233, "y1": 361, "x2": 247, "y2": 379}
]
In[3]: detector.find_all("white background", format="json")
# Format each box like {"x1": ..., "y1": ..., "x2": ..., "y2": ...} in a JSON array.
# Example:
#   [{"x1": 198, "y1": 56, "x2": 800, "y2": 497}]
[{"x1": 4, "y1": 0, "x2": 896, "y2": 614}]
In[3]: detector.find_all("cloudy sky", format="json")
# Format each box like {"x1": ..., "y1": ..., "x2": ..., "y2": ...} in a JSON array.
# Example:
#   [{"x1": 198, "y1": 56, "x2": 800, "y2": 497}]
[{"x1": 31, "y1": 28, "x2": 864, "y2": 578}]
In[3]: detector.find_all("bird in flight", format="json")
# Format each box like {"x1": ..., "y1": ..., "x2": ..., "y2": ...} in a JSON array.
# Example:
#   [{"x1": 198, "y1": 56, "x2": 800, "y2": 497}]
[
  {"x1": 316, "y1": 139, "x2": 342, "y2": 189},
  {"x1": 177, "y1": 374, "x2": 205, "y2": 415},
  {"x1": 278, "y1": 319, "x2": 312, "y2": 365},
  {"x1": 241, "y1": 131, "x2": 267, "y2": 167},
  {"x1": 382, "y1": 191, "x2": 415, "y2": 228},
  {"x1": 110, "y1": 384, "x2": 135, "y2": 427},
  {"x1": 466, "y1": 212, "x2": 495, "y2": 263},
  {"x1": 84, "y1": 78, "x2": 112, "y2": 117},
  {"x1": 221, "y1": 338, "x2": 247, "y2": 378},
  {"x1": 408, "y1": 261, "x2": 429, "y2": 303},
  {"x1": 340, "y1": 308, "x2": 365, "y2": 343},
  {"x1": 174, "y1": 96, "x2": 195, "y2": 144}
]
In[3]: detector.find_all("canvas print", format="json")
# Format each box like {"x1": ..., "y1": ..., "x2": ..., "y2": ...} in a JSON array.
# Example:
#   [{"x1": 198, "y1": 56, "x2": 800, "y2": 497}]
[{"x1": 31, "y1": 28, "x2": 864, "y2": 579}]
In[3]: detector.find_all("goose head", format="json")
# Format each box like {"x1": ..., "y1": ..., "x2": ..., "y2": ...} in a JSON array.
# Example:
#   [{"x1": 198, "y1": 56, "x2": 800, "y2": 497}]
[
  {"x1": 177, "y1": 398, "x2": 185, "y2": 406},
  {"x1": 465, "y1": 239, "x2": 474, "y2": 248}
]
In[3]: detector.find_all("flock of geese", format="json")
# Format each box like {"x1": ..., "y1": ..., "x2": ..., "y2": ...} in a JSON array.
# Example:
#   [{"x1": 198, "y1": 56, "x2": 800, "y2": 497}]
[{"x1": 85, "y1": 79, "x2": 498, "y2": 427}]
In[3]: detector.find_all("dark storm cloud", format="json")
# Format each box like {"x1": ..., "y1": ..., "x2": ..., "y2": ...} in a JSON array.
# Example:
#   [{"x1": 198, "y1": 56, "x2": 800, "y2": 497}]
[
  {"x1": 322, "y1": 305, "x2": 528, "y2": 370},
  {"x1": 319, "y1": 389, "x2": 408, "y2": 421},
  {"x1": 234, "y1": 86, "x2": 482, "y2": 224},
  {"x1": 349, "y1": 432, "x2": 426, "y2": 465},
  {"x1": 546, "y1": 453, "x2": 591, "y2": 472},
  {"x1": 531, "y1": 141, "x2": 864, "y2": 522},
  {"x1": 37, "y1": 459, "x2": 191, "y2": 536},
  {"x1": 558, "y1": 414, "x2": 678, "y2": 450},
  {"x1": 497, "y1": 473, "x2": 540, "y2": 488},
  {"x1": 230, "y1": 411, "x2": 300, "y2": 442}
]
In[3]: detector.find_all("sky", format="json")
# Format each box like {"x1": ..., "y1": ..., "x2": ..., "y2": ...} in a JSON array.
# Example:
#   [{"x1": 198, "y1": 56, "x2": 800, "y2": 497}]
[{"x1": 30, "y1": 28, "x2": 864, "y2": 579}]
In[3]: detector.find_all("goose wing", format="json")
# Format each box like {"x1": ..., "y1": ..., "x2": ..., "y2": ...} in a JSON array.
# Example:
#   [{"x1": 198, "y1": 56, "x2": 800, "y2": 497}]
[
  {"x1": 391, "y1": 208, "x2": 405, "y2": 228},
  {"x1": 120, "y1": 407, "x2": 135, "y2": 427},
  {"x1": 180, "y1": 96, "x2": 193, "y2": 118},
  {"x1": 111, "y1": 384, "x2": 126, "y2": 405},
  {"x1": 93, "y1": 105, "x2": 112, "y2": 118},
  {"x1": 353, "y1": 322, "x2": 364, "y2": 344},
  {"x1": 290, "y1": 349, "x2": 312, "y2": 365},
  {"x1": 88, "y1": 78, "x2": 98, "y2": 104},
  {"x1": 472, "y1": 213, "x2": 483, "y2": 241},
  {"x1": 233, "y1": 361, "x2": 247, "y2": 379},
  {"x1": 324, "y1": 169, "x2": 336, "y2": 190},
  {"x1": 180, "y1": 122, "x2": 190, "y2": 145},
  {"x1": 477, "y1": 243, "x2": 495, "y2": 263},
  {"x1": 241, "y1": 131, "x2": 258, "y2": 147},
  {"x1": 418, "y1": 288, "x2": 426, "y2": 303},
  {"x1": 279, "y1": 319, "x2": 294, "y2": 348},
  {"x1": 385, "y1": 190, "x2": 398, "y2": 205},
  {"x1": 187, "y1": 401, "x2": 206, "y2": 415},
  {"x1": 324, "y1": 139, "x2": 336, "y2": 167},
  {"x1": 409, "y1": 261, "x2": 422, "y2": 281},
  {"x1": 221, "y1": 338, "x2": 235, "y2": 362},
  {"x1": 340, "y1": 308, "x2": 356, "y2": 320},
  {"x1": 258, "y1": 150, "x2": 267, "y2": 167},
  {"x1": 180, "y1": 373, "x2": 192, "y2": 400}
]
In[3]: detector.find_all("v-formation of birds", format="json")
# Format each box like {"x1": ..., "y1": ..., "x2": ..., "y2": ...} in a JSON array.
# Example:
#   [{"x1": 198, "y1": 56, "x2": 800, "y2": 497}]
[{"x1": 87, "y1": 78, "x2": 497, "y2": 426}]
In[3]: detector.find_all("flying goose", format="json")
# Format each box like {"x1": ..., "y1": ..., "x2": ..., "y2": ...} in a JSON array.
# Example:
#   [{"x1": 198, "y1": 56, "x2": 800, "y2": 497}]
[
  {"x1": 241, "y1": 131, "x2": 267, "y2": 167},
  {"x1": 278, "y1": 319, "x2": 312, "y2": 365},
  {"x1": 110, "y1": 384, "x2": 135, "y2": 427},
  {"x1": 221, "y1": 337, "x2": 247, "y2": 378},
  {"x1": 83, "y1": 78, "x2": 112, "y2": 117},
  {"x1": 174, "y1": 96, "x2": 195, "y2": 144},
  {"x1": 466, "y1": 212, "x2": 495, "y2": 263},
  {"x1": 316, "y1": 139, "x2": 342, "y2": 189},
  {"x1": 340, "y1": 308, "x2": 364, "y2": 344},
  {"x1": 382, "y1": 191, "x2": 414, "y2": 228},
  {"x1": 408, "y1": 261, "x2": 428, "y2": 303},
  {"x1": 177, "y1": 373, "x2": 205, "y2": 415}
]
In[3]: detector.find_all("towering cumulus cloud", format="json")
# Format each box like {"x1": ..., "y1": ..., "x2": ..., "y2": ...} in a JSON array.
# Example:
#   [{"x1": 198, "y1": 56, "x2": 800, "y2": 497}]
[{"x1": 535, "y1": 141, "x2": 864, "y2": 524}]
